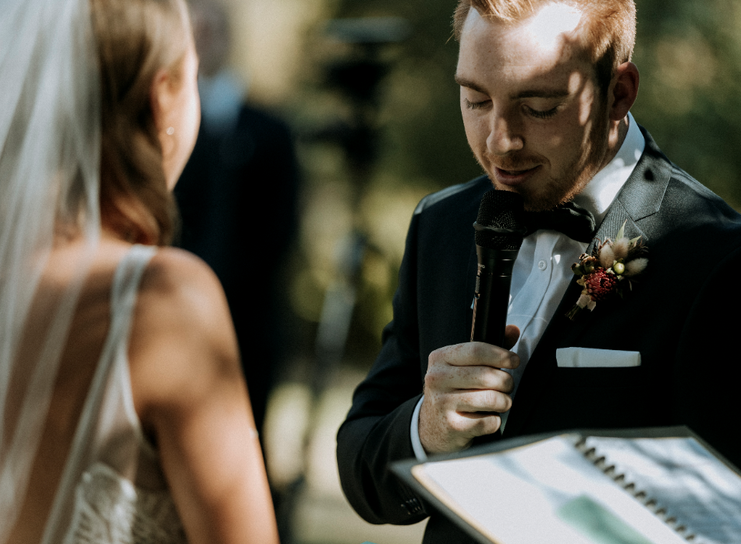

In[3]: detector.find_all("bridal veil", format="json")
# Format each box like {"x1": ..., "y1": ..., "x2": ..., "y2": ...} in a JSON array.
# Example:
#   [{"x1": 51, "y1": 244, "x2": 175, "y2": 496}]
[{"x1": 0, "y1": 0, "x2": 101, "y2": 538}]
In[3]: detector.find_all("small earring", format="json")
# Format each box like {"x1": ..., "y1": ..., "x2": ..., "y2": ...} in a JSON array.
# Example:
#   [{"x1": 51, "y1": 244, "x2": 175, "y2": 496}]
[{"x1": 166, "y1": 126, "x2": 175, "y2": 136}]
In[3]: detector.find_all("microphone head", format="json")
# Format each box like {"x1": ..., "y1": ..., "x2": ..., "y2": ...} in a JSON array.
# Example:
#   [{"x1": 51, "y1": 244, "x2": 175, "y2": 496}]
[{"x1": 474, "y1": 189, "x2": 526, "y2": 250}]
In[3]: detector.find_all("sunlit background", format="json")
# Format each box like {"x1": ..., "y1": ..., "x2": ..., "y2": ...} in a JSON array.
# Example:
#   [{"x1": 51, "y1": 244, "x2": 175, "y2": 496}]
[{"x1": 183, "y1": 0, "x2": 741, "y2": 542}]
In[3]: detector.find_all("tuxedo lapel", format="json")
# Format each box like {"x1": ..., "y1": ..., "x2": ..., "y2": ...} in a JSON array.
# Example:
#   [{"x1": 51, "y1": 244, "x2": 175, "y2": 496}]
[
  {"x1": 594, "y1": 198, "x2": 644, "y2": 247},
  {"x1": 503, "y1": 126, "x2": 671, "y2": 437},
  {"x1": 593, "y1": 126, "x2": 673, "y2": 244}
]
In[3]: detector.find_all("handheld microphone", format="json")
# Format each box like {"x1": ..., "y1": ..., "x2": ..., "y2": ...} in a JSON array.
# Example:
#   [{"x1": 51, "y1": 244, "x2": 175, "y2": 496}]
[{"x1": 470, "y1": 190, "x2": 526, "y2": 346}]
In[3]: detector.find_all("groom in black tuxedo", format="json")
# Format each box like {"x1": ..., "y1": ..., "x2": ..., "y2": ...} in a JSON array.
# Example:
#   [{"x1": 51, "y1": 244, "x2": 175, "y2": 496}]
[{"x1": 336, "y1": 1, "x2": 741, "y2": 543}]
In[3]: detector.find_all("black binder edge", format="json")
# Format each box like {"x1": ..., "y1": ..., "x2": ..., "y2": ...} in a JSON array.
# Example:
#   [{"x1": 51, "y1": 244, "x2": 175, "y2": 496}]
[{"x1": 390, "y1": 425, "x2": 741, "y2": 544}]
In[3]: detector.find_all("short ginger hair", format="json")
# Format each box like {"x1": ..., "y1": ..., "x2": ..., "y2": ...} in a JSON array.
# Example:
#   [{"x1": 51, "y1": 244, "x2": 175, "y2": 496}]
[{"x1": 452, "y1": 0, "x2": 636, "y2": 92}]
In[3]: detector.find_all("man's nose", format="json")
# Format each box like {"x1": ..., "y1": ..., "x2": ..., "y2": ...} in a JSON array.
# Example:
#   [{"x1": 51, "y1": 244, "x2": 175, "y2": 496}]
[{"x1": 487, "y1": 111, "x2": 524, "y2": 155}]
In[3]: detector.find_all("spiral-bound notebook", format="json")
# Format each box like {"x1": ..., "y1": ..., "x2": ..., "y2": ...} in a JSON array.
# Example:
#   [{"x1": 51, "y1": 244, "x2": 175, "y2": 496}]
[{"x1": 392, "y1": 427, "x2": 741, "y2": 544}]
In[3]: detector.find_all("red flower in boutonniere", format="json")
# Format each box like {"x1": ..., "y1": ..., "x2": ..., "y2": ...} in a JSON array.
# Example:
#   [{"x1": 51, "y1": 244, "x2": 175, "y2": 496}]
[{"x1": 566, "y1": 221, "x2": 648, "y2": 321}]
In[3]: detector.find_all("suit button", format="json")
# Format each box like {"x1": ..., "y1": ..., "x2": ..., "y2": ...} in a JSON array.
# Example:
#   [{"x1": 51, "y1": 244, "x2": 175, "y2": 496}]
[{"x1": 538, "y1": 260, "x2": 547, "y2": 271}]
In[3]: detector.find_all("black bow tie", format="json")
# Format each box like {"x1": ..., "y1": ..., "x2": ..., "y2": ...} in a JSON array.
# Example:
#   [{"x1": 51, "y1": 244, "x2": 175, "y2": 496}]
[{"x1": 524, "y1": 201, "x2": 596, "y2": 243}]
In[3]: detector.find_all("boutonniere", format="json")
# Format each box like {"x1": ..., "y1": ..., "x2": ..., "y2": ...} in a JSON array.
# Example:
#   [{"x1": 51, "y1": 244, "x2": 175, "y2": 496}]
[{"x1": 566, "y1": 221, "x2": 648, "y2": 321}]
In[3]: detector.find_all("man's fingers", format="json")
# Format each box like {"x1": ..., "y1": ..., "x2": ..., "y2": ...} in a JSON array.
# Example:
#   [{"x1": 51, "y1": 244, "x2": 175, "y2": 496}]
[
  {"x1": 420, "y1": 339, "x2": 520, "y2": 454},
  {"x1": 428, "y1": 341, "x2": 520, "y2": 370},
  {"x1": 455, "y1": 388, "x2": 514, "y2": 413},
  {"x1": 426, "y1": 364, "x2": 514, "y2": 393},
  {"x1": 446, "y1": 410, "x2": 503, "y2": 437}
]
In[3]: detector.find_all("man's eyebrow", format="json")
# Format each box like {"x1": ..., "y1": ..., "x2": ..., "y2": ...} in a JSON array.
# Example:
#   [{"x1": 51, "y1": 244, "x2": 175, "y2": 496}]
[
  {"x1": 454, "y1": 75, "x2": 485, "y2": 93},
  {"x1": 454, "y1": 75, "x2": 570, "y2": 100}
]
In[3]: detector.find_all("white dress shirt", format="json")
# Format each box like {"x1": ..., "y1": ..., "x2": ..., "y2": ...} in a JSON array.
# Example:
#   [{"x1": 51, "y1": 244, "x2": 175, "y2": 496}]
[{"x1": 410, "y1": 113, "x2": 645, "y2": 460}]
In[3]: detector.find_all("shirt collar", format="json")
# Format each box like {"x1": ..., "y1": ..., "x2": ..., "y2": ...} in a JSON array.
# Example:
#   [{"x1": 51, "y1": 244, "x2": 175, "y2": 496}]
[{"x1": 573, "y1": 112, "x2": 645, "y2": 225}]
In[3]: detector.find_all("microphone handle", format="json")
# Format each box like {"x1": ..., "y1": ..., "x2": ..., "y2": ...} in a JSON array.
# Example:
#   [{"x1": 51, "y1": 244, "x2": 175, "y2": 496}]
[{"x1": 470, "y1": 247, "x2": 519, "y2": 346}]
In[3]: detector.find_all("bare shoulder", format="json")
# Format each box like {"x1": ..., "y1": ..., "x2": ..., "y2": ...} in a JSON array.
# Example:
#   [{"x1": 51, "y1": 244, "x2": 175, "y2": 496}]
[
  {"x1": 135, "y1": 246, "x2": 236, "y2": 343},
  {"x1": 128, "y1": 246, "x2": 242, "y2": 422},
  {"x1": 138, "y1": 246, "x2": 226, "y2": 312}
]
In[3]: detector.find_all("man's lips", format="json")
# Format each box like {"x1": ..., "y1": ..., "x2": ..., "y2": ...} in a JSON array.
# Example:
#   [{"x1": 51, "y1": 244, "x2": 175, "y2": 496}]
[{"x1": 493, "y1": 165, "x2": 541, "y2": 186}]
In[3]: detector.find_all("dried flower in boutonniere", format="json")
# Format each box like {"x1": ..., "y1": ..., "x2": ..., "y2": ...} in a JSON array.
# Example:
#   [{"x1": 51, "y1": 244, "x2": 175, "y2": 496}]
[{"x1": 566, "y1": 221, "x2": 648, "y2": 321}]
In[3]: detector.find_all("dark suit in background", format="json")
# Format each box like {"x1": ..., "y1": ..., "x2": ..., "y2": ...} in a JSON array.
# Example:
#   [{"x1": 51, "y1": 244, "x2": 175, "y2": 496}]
[
  {"x1": 175, "y1": 97, "x2": 301, "y2": 439},
  {"x1": 336, "y1": 127, "x2": 741, "y2": 544}
]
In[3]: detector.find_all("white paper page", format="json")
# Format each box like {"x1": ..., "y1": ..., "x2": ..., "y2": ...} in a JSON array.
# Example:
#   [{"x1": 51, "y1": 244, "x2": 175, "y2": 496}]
[
  {"x1": 415, "y1": 435, "x2": 687, "y2": 544},
  {"x1": 583, "y1": 436, "x2": 741, "y2": 544}
]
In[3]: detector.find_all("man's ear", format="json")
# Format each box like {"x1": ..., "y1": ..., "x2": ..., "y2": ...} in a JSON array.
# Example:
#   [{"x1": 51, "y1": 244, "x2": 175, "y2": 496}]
[{"x1": 609, "y1": 61, "x2": 639, "y2": 121}]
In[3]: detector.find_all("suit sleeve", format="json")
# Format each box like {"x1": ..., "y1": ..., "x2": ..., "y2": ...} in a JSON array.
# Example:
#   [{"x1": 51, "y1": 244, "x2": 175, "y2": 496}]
[
  {"x1": 336, "y1": 210, "x2": 430, "y2": 525},
  {"x1": 673, "y1": 243, "x2": 741, "y2": 469}
]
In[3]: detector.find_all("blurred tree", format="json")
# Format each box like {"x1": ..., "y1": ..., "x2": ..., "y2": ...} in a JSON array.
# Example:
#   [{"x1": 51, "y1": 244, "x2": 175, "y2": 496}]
[{"x1": 632, "y1": 0, "x2": 741, "y2": 208}]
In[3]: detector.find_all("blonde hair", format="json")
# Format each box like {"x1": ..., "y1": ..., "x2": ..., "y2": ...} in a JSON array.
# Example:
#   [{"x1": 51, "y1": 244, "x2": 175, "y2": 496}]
[
  {"x1": 91, "y1": 0, "x2": 192, "y2": 245},
  {"x1": 452, "y1": 0, "x2": 636, "y2": 92}
]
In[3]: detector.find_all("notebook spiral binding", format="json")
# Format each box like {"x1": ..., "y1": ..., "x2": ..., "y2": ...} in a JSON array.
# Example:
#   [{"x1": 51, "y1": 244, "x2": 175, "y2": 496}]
[{"x1": 574, "y1": 437, "x2": 697, "y2": 542}]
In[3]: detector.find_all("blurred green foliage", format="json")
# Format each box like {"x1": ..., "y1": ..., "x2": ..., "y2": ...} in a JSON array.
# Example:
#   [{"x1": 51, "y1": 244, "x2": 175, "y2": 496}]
[{"x1": 631, "y1": 0, "x2": 741, "y2": 208}]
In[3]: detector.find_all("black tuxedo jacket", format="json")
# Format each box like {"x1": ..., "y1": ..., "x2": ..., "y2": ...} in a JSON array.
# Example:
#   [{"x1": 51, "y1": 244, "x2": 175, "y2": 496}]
[{"x1": 336, "y1": 128, "x2": 741, "y2": 543}]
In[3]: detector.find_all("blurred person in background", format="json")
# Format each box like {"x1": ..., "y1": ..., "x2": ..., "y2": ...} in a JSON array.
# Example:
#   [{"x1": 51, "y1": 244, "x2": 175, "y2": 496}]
[
  {"x1": 0, "y1": 0, "x2": 279, "y2": 542},
  {"x1": 175, "y1": 0, "x2": 302, "y2": 443}
]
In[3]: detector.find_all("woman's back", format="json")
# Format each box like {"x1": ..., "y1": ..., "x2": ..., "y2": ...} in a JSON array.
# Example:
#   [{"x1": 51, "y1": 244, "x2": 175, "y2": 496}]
[
  {"x1": 8, "y1": 238, "x2": 276, "y2": 543},
  {"x1": 8, "y1": 240, "x2": 178, "y2": 542}
]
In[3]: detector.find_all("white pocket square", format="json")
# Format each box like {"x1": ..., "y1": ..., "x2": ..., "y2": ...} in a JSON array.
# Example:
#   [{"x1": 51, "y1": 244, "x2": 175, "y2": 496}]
[{"x1": 556, "y1": 347, "x2": 641, "y2": 368}]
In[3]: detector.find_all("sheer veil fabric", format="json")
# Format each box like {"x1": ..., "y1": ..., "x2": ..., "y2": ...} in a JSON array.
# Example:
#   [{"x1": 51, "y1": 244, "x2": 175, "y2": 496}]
[{"x1": 0, "y1": 0, "x2": 101, "y2": 539}]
